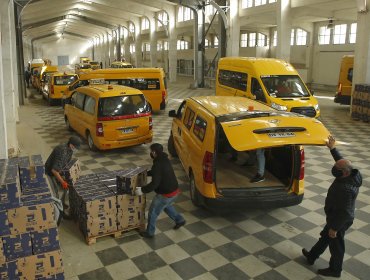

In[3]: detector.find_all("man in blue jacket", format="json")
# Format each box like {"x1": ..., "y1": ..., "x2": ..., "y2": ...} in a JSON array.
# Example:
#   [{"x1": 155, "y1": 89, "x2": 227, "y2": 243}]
[
  {"x1": 140, "y1": 143, "x2": 186, "y2": 238},
  {"x1": 302, "y1": 135, "x2": 362, "y2": 278}
]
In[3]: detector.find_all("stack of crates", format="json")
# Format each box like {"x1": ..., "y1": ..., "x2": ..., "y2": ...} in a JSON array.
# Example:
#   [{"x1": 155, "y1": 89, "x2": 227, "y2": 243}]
[
  {"x1": 351, "y1": 84, "x2": 370, "y2": 122},
  {"x1": 0, "y1": 155, "x2": 64, "y2": 280},
  {"x1": 69, "y1": 167, "x2": 147, "y2": 244}
]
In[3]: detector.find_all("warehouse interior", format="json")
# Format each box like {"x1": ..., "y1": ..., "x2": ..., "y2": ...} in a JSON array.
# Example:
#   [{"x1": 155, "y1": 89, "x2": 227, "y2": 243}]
[{"x1": 0, "y1": 0, "x2": 370, "y2": 279}]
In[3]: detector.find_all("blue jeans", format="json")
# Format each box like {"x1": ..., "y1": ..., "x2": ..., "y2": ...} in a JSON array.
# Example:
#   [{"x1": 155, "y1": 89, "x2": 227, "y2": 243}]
[
  {"x1": 256, "y1": 149, "x2": 265, "y2": 176},
  {"x1": 146, "y1": 193, "x2": 185, "y2": 236}
]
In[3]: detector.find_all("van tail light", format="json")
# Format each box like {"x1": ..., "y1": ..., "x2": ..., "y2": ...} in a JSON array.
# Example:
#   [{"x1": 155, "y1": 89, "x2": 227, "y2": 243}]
[
  {"x1": 51, "y1": 85, "x2": 54, "y2": 95},
  {"x1": 299, "y1": 149, "x2": 305, "y2": 180},
  {"x1": 162, "y1": 90, "x2": 166, "y2": 102},
  {"x1": 202, "y1": 151, "x2": 214, "y2": 184},
  {"x1": 337, "y1": 83, "x2": 342, "y2": 95},
  {"x1": 96, "y1": 123, "x2": 104, "y2": 137},
  {"x1": 149, "y1": 116, "x2": 152, "y2": 130}
]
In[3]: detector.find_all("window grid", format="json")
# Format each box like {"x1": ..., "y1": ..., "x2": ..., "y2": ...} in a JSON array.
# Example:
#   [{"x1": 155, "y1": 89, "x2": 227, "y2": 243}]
[
  {"x1": 290, "y1": 29, "x2": 295, "y2": 45},
  {"x1": 130, "y1": 44, "x2": 135, "y2": 53},
  {"x1": 249, "y1": 33, "x2": 256, "y2": 47},
  {"x1": 141, "y1": 17, "x2": 150, "y2": 31},
  {"x1": 296, "y1": 28, "x2": 307, "y2": 45},
  {"x1": 129, "y1": 22, "x2": 135, "y2": 34},
  {"x1": 163, "y1": 41, "x2": 169, "y2": 50},
  {"x1": 178, "y1": 6, "x2": 193, "y2": 22},
  {"x1": 157, "y1": 11, "x2": 168, "y2": 27},
  {"x1": 273, "y1": 30, "x2": 277, "y2": 46},
  {"x1": 214, "y1": 37, "x2": 219, "y2": 47},
  {"x1": 318, "y1": 26, "x2": 331, "y2": 45},
  {"x1": 333, "y1": 24, "x2": 347, "y2": 44},
  {"x1": 205, "y1": 5, "x2": 216, "y2": 17},
  {"x1": 255, "y1": 0, "x2": 267, "y2": 6},
  {"x1": 241, "y1": 33, "x2": 248, "y2": 47},
  {"x1": 257, "y1": 33, "x2": 266, "y2": 46},
  {"x1": 242, "y1": 0, "x2": 253, "y2": 9},
  {"x1": 349, "y1": 23, "x2": 357, "y2": 44},
  {"x1": 177, "y1": 40, "x2": 189, "y2": 50}
]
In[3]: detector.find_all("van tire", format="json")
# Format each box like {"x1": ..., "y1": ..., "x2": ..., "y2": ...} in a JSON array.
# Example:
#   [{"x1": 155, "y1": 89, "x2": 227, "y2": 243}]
[
  {"x1": 168, "y1": 134, "x2": 178, "y2": 157},
  {"x1": 65, "y1": 117, "x2": 73, "y2": 131},
  {"x1": 86, "y1": 131, "x2": 97, "y2": 151},
  {"x1": 189, "y1": 173, "x2": 203, "y2": 207}
]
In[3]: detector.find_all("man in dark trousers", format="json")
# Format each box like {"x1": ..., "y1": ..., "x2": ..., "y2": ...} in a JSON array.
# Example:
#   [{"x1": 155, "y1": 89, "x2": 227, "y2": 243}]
[
  {"x1": 45, "y1": 136, "x2": 82, "y2": 208},
  {"x1": 139, "y1": 143, "x2": 186, "y2": 238},
  {"x1": 302, "y1": 135, "x2": 362, "y2": 278}
]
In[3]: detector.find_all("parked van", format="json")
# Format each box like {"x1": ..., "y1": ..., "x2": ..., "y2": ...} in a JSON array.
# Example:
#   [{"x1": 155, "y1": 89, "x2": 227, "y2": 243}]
[
  {"x1": 90, "y1": 61, "x2": 101, "y2": 70},
  {"x1": 64, "y1": 68, "x2": 167, "y2": 111},
  {"x1": 75, "y1": 63, "x2": 92, "y2": 75},
  {"x1": 168, "y1": 96, "x2": 329, "y2": 208},
  {"x1": 37, "y1": 65, "x2": 58, "y2": 93},
  {"x1": 216, "y1": 57, "x2": 320, "y2": 118},
  {"x1": 64, "y1": 84, "x2": 152, "y2": 151},
  {"x1": 110, "y1": 61, "x2": 134, "y2": 68},
  {"x1": 334, "y1": 55, "x2": 354, "y2": 105},
  {"x1": 43, "y1": 72, "x2": 78, "y2": 105},
  {"x1": 30, "y1": 59, "x2": 45, "y2": 88}
]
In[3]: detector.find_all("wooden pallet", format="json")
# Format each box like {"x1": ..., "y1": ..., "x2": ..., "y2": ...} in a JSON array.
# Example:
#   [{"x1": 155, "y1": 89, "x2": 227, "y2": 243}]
[{"x1": 85, "y1": 224, "x2": 145, "y2": 245}]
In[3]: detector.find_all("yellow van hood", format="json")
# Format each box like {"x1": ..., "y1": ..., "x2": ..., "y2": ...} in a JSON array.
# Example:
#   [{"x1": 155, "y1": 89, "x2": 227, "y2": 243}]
[{"x1": 220, "y1": 112, "x2": 330, "y2": 151}]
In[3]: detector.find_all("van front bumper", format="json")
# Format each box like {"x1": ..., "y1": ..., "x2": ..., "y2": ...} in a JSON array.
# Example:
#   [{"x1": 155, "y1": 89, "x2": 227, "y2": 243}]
[
  {"x1": 203, "y1": 191, "x2": 303, "y2": 209},
  {"x1": 95, "y1": 134, "x2": 153, "y2": 150}
]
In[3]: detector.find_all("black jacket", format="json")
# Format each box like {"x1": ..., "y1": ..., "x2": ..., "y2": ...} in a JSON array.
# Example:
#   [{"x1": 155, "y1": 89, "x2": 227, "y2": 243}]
[
  {"x1": 45, "y1": 144, "x2": 73, "y2": 176},
  {"x1": 141, "y1": 152, "x2": 179, "y2": 194},
  {"x1": 325, "y1": 148, "x2": 362, "y2": 231}
]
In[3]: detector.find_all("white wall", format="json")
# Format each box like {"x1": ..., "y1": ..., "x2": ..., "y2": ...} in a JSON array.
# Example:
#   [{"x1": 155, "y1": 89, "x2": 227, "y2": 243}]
[{"x1": 36, "y1": 38, "x2": 92, "y2": 67}]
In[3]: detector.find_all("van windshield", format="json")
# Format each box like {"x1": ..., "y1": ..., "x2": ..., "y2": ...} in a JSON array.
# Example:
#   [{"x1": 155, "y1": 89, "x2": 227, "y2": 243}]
[
  {"x1": 261, "y1": 75, "x2": 310, "y2": 98},
  {"x1": 80, "y1": 64, "x2": 91, "y2": 69},
  {"x1": 54, "y1": 75, "x2": 78, "y2": 85},
  {"x1": 98, "y1": 95, "x2": 151, "y2": 118}
]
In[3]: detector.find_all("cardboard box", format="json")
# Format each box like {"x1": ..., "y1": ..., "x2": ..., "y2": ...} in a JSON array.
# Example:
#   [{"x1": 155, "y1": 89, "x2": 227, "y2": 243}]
[
  {"x1": 31, "y1": 228, "x2": 60, "y2": 255},
  {"x1": 7, "y1": 203, "x2": 56, "y2": 235},
  {"x1": 21, "y1": 178, "x2": 50, "y2": 195},
  {"x1": 0, "y1": 169, "x2": 21, "y2": 211},
  {"x1": 116, "y1": 167, "x2": 147, "y2": 195},
  {"x1": 18, "y1": 155, "x2": 45, "y2": 184},
  {"x1": 117, "y1": 194, "x2": 146, "y2": 211},
  {"x1": 0, "y1": 261, "x2": 18, "y2": 280},
  {"x1": 2, "y1": 233, "x2": 32, "y2": 261},
  {"x1": 0, "y1": 211, "x2": 10, "y2": 236},
  {"x1": 83, "y1": 196, "x2": 117, "y2": 216},
  {"x1": 37, "y1": 272, "x2": 64, "y2": 280},
  {"x1": 60, "y1": 159, "x2": 81, "y2": 186},
  {"x1": 0, "y1": 238, "x2": 5, "y2": 264},
  {"x1": 117, "y1": 207, "x2": 145, "y2": 230},
  {"x1": 21, "y1": 192, "x2": 52, "y2": 206},
  {"x1": 82, "y1": 214, "x2": 117, "y2": 237},
  {"x1": 17, "y1": 250, "x2": 63, "y2": 280}
]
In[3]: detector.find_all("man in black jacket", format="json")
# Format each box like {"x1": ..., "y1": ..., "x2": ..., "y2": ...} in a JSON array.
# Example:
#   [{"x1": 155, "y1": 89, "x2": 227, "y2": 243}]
[
  {"x1": 302, "y1": 135, "x2": 362, "y2": 278},
  {"x1": 140, "y1": 143, "x2": 186, "y2": 238}
]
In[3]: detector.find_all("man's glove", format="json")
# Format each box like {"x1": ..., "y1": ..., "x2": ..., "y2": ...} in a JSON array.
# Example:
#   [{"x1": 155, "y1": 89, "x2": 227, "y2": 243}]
[{"x1": 61, "y1": 181, "x2": 69, "y2": 190}]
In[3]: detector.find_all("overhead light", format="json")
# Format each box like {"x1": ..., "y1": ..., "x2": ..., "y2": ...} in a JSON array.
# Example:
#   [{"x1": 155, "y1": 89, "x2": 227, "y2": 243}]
[
  {"x1": 82, "y1": 0, "x2": 92, "y2": 4},
  {"x1": 356, "y1": 0, "x2": 367, "y2": 13},
  {"x1": 180, "y1": 36, "x2": 185, "y2": 42},
  {"x1": 327, "y1": 19, "x2": 334, "y2": 30}
]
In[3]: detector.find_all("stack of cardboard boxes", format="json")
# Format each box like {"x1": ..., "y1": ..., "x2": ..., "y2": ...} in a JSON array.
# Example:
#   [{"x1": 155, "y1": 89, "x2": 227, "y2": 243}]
[
  {"x1": 69, "y1": 167, "x2": 147, "y2": 244},
  {"x1": 0, "y1": 155, "x2": 63, "y2": 280},
  {"x1": 352, "y1": 84, "x2": 370, "y2": 122}
]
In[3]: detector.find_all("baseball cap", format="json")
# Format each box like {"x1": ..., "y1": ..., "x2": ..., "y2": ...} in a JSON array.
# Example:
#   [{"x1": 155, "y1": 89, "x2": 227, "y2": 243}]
[{"x1": 68, "y1": 136, "x2": 82, "y2": 149}]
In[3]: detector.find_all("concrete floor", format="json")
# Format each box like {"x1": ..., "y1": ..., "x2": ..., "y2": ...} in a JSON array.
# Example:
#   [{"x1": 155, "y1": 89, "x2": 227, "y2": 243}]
[{"x1": 17, "y1": 78, "x2": 370, "y2": 280}]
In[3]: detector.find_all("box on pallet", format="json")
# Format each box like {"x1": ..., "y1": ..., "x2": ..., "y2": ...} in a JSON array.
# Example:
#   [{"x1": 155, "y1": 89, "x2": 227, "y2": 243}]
[
  {"x1": 116, "y1": 168, "x2": 147, "y2": 195},
  {"x1": 17, "y1": 250, "x2": 63, "y2": 280},
  {"x1": 38, "y1": 272, "x2": 65, "y2": 280},
  {"x1": 83, "y1": 214, "x2": 117, "y2": 237},
  {"x1": 117, "y1": 194, "x2": 145, "y2": 210},
  {"x1": 18, "y1": 155, "x2": 45, "y2": 184},
  {"x1": 7, "y1": 203, "x2": 56, "y2": 235},
  {"x1": 2, "y1": 233, "x2": 32, "y2": 261},
  {"x1": 60, "y1": 159, "x2": 81, "y2": 186},
  {"x1": 0, "y1": 261, "x2": 17, "y2": 280},
  {"x1": 0, "y1": 238, "x2": 5, "y2": 264},
  {"x1": 31, "y1": 228, "x2": 60, "y2": 255},
  {"x1": 117, "y1": 206, "x2": 145, "y2": 230},
  {"x1": 0, "y1": 167, "x2": 21, "y2": 211},
  {"x1": 83, "y1": 196, "x2": 117, "y2": 216},
  {"x1": 0, "y1": 211, "x2": 10, "y2": 236}
]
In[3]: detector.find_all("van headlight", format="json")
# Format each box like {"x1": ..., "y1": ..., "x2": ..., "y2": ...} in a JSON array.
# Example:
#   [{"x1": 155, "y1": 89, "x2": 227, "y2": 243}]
[
  {"x1": 314, "y1": 104, "x2": 320, "y2": 111},
  {"x1": 271, "y1": 102, "x2": 287, "y2": 111}
]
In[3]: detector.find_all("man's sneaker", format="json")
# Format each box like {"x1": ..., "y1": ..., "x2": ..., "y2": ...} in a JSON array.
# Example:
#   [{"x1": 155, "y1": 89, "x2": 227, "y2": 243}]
[
  {"x1": 302, "y1": 248, "x2": 314, "y2": 265},
  {"x1": 317, "y1": 268, "x2": 341, "y2": 278},
  {"x1": 139, "y1": 231, "x2": 154, "y2": 239},
  {"x1": 174, "y1": 220, "x2": 186, "y2": 230},
  {"x1": 250, "y1": 174, "x2": 265, "y2": 183}
]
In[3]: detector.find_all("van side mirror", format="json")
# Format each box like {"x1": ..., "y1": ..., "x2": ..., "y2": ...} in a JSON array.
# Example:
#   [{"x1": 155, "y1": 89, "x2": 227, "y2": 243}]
[{"x1": 168, "y1": 110, "x2": 177, "y2": 117}]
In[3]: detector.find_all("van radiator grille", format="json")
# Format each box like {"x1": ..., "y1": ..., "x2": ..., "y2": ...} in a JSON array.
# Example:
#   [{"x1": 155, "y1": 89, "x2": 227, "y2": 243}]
[{"x1": 291, "y1": 107, "x2": 316, "y2": 117}]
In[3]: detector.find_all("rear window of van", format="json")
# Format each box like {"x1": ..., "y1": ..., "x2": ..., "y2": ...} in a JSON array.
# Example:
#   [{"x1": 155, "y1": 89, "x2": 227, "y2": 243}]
[
  {"x1": 98, "y1": 95, "x2": 151, "y2": 118},
  {"x1": 54, "y1": 75, "x2": 78, "y2": 85}
]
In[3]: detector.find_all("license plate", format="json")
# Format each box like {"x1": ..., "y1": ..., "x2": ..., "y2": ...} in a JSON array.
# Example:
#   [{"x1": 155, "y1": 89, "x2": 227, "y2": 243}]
[
  {"x1": 122, "y1": 128, "x2": 134, "y2": 134},
  {"x1": 268, "y1": 132, "x2": 295, "y2": 138}
]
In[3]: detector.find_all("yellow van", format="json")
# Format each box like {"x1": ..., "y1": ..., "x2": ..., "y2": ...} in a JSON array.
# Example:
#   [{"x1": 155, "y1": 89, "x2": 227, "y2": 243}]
[
  {"x1": 216, "y1": 57, "x2": 320, "y2": 118},
  {"x1": 64, "y1": 68, "x2": 167, "y2": 112},
  {"x1": 75, "y1": 63, "x2": 92, "y2": 75},
  {"x1": 168, "y1": 96, "x2": 330, "y2": 208},
  {"x1": 90, "y1": 61, "x2": 101, "y2": 70},
  {"x1": 334, "y1": 55, "x2": 354, "y2": 105},
  {"x1": 64, "y1": 84, "x2": 152, "y2": 151},
  {"x1": 110, "y1": 61, "x2": 134, "y2": 68},
  {"x1": 30, "y1": 59, "x2": 45, "y2": 88},
  {"x1": 43, "y1": 72, "x2": 78, "y2": 105},
  {"x1": 37, "y1": 65, "x2": 58, "y2": 93}
]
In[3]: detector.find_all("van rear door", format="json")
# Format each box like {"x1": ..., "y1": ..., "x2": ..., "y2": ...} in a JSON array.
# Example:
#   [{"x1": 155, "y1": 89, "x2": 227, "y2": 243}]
[
  {"x1": 219, "y1": 111, "x2": 330, "y2": 150},
  {"x1": 97, "y1": 95, "x2": 151, "y2": 140}
]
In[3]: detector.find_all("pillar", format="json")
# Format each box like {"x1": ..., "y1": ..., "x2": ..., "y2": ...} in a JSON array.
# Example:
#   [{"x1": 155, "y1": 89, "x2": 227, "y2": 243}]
[
  {"x1": 168, "y1": 7, "x2": 177, "y2": 82},
  {"x1": 276, "y1": 0, "x2": 292, "y2": 61},
  {"x1": 149, "y1": 16, "x2": 158, "y2": 67}
]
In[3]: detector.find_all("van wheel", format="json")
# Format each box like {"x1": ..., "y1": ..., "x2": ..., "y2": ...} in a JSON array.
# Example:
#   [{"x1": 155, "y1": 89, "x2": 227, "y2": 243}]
[
  {"x1": 86, "y1": 131, "x2": 97, "y2": 151},
  {"x1": 65, "y1": 117, "x2": 73, "y2": 131},
  {"x1": 168, "y1": 134, "x2": 178, "y2": 157},
  {"x1": 189, "y1": 173, "x2": 203, "y2": 207}
]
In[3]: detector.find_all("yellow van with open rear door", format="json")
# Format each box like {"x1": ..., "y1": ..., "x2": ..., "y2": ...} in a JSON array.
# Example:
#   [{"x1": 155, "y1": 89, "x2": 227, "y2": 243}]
[
  {"x1": 334, "y1": 55, "x2": 354, "y2": 105},
  {"x1": 63, "y1": 68, "x2": 167, "y2": 112},
  {"x1": 43, "y1": 72, "x2": 78, "y2": 105},
  {"x1": 168, "y1": 96, "x2": 330, "y2": 208},
  {"x1": 216, "y1": 57, "x2": 320, "y2": 118},
  {"x1": 64, "y1": 84, "x2": 152, "y2": 151},
  {"x1": 37, "y1": 65, "x2": 58, "y2": 93}
]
